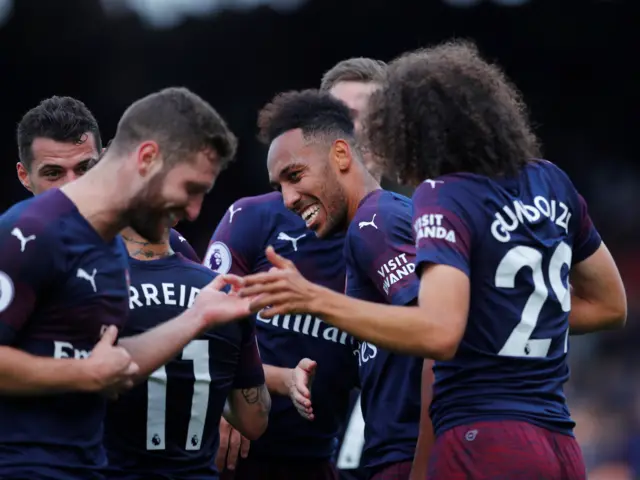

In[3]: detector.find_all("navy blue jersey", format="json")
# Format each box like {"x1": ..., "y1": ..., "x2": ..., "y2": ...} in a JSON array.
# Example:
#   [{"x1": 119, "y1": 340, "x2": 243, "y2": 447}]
[
  {"x1": 0, "y1": 188, "x2": 129, "y2": 480},
  {"x1": 412, "y1": 161, "x2": 603, "y2": 437},
  {"x1": 344, "y1": 190, "x2": 422, "y2": 469},
  {"x1": 170, "y1": 228, "x2": 200, "y2": 263},
  {"x1": 105, "y1": 254, "x2": 264, "y2": 479},
  {"x1": 206, "y1": 193, "x2": 358, "y2": 459}
]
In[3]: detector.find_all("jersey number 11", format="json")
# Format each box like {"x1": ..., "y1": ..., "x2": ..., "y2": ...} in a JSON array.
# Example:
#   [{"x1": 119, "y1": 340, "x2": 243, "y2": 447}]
[{"x1": 146, "y1": 340, "x2": 210, "y2": 451}]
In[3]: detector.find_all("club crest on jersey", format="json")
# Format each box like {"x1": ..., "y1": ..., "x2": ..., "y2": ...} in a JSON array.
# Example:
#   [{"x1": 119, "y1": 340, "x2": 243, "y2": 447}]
[{"x1": 204, "y1": 241, "x2": 232, "y2": 274}]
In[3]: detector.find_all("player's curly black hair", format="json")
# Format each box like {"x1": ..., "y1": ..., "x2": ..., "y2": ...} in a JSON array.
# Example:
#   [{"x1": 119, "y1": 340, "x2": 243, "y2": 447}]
[
  {"x1": 364, "y1": 40, "x2": 541, "y2": 187},
  {"x1": 257, "y1": 89, "x2": 356, "y2": 146}
]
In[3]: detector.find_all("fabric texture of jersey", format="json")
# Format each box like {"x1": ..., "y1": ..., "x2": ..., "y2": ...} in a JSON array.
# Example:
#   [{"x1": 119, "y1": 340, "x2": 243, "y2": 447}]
[
  {"x1": 412, "y1": 161, "x2": 602, "y2": 437},
  {"x1": 105, "y1": 253, "x2": 263, "y2": 479},
  {"x1": 206, "y1": 192, "x2": 358, "y2": 460},
  {"x1": 0, "y1": 188, "x2": 129, "y2": 480},
  {"x1": 344, "y1": 189, "x2": 422, "y2": 470},
  {"x1": 169, "y1": 228, "x2": 200, "y2": 263}
]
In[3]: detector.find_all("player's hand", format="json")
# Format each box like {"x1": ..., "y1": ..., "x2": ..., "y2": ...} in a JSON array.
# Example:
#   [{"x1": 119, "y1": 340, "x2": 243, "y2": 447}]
[
  {"x1": 192, "y1": 274, "x2": 252, "y2": 331},
  {"x1": 215, "y1": 417, "x2": 250, "y2": 471},
  {"x1": 85, "y1": 325, "x2": 140, "y2": 393},
  {"x1": 288, "y1": 358, "x2": 317, "y2": 421},
  {"x1": 238, "y1": 246, "x2": 321, "y2": 316}
]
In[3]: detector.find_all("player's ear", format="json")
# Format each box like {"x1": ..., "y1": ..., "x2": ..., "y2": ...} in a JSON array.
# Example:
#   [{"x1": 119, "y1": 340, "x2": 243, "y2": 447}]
[
  {"x1": 16, "y1": 162, "x2": 33, "y2": 193},
  {"x1": 331, "y1": 139, "x2": 352, "y2": 173},
  {"x1": 136, "y1": 141, "x2": 162, "y2": 177}
]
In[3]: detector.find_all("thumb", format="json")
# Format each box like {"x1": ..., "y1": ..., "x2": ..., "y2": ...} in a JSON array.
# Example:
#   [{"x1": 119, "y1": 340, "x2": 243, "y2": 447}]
[
  {"x1": 265, "y1": 245, "x2": 294, "y2": 270},
  {"x1": 299, "y1": 358, "x2": 317, "y2": 373},
  {"x1": 98, "y1": 325, "x2": 119, "y2": 346}
]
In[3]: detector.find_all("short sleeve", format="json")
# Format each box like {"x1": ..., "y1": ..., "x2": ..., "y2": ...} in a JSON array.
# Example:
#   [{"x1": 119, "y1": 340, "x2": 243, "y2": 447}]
[
  {"x1": 346, "y1": 207, "x2": 419, "y2": 306},
  {"x1": 572, "y1": 194, "x2": 602, "y2": 264},
  {"x1": 169, "y1": 229, "x2": 200, "y2": 263},
  {"x1": 412, "y1": 180, "x2": 473, "y2": 278},
  {"x1": 0, "y1": 214, "x2": 58, "y2": 344},
  {"x1": 204, "y1": 200, "x2": 264, "y2": 276},
  {"x1": 232, "y1": 320, "x2": 265, "y2": 389}
]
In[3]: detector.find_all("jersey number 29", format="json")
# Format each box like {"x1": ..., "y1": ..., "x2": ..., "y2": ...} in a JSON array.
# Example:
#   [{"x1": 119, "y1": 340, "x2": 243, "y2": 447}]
[
  {"x1": 495, "y1": 242, "x2": 571, "y2": 358},
  {"x1": 146, "y1": 340, "x2": 210, "y2": 450}
]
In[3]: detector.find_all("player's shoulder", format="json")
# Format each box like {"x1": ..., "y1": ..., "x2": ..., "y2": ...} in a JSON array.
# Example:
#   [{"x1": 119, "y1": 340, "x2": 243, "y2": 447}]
[
  {"x1": 175, "y1": 254, "x2": 218, "y2": 280},
  {"x1": 350, "y1": 190, "x2": 412, "y2": 236},
  {"x1": 0, "y1": 190, "x2": 77, "y2": 255},
  {"x1": 230, "y1": 191, "x2": 285, "y2": 214},
  {"x1": 524, "y1": 159, "x2": 575, "y2": 190},
  {"x1": 169, "y1": 228, "x2": 187, "y2": 244}
]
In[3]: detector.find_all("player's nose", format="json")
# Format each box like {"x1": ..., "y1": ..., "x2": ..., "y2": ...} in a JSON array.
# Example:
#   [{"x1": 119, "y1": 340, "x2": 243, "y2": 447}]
[
  {"x1": 281, "y1": 186, "x2": 302, "y2": 212},
  {"x1": 185, "y1": 198, "x2": 204, "y2": 222}
]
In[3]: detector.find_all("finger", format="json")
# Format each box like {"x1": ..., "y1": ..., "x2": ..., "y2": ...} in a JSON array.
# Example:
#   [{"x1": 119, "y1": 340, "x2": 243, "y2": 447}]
[
  {"x1": 125, "y1": 360, "x2": 140, "y2": 377},
  {"x1": 227, "y1": 429, "x2": 241, "y2": 470},
  {"x1": 223, "y1": 274, "x2": 245, "y2": 290},
  {"x1": 296, "y1": 379, "x2": 311, "y2": 399},
  {"x1": 298, "y1": 358, "x2": 317, "y2": 373},
  {"x1": 240, "y1": 436, "x2": 251, "y2": 458},
  {"x1": 249, "y1": 293, "x2": 295, "y2": 314},
  {"x1": 294, "y1": 402, "x2": 315, "y2": 421},
  {"x1": 98, "y1": 325, "x2": 119, "y2": 345},
  {"x1": 214, "y1": 432, "x2": 229, "y2": 471},
  {"x1": 265, "y1": 245, "x2": 296, "y2": 270},
  {"x1": 241, "y1": 271, "x2": 287, "y2": 288},
  {"x1": 292, "y1": 388, "x2": 312, "y2": 408},
  {"x1": 239, "y1": 280, "x2": 289, "y2": 299}
]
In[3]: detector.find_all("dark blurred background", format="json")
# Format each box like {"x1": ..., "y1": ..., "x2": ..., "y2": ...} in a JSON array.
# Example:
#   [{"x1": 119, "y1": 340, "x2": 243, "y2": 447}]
[{"x1": 0, "y1": 0, "x2": 637, "y2": 477}]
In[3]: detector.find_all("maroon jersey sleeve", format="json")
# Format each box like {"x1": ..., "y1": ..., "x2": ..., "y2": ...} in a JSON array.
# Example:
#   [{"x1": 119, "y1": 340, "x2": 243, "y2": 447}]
[
  {"x1": 232, "y1": 320, "x2": 265, "y2": 388},
  {"x1": 0, "y1": 210, "x2": 59, "y2": 344}
]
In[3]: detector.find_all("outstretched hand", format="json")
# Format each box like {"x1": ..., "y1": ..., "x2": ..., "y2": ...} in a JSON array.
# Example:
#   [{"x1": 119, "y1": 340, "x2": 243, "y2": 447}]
[
  {"x1": 192, "y1": 274, "x2": 252, "y2": 330},
  {"x1": 288, "y1": 358, "x2": 317, "y2": 421},
  {"x1": 238, "y1": 246, "x2": 320, "y2": 317}
]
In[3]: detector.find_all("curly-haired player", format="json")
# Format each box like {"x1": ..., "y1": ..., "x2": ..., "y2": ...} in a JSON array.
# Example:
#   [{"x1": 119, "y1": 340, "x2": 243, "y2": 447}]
[{"x1": 239, "y1": 41, "x2": 626, "y2": 479}]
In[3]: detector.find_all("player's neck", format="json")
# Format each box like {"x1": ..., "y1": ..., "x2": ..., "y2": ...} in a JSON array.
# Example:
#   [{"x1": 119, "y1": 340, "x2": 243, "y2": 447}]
[
  {"x1": 121, "y1": 227, "x2": 173, "y2": 261},
  {"x1": 60, "y1": 159, "x2": 130, "y2": 241},
  {"x1": 347, "y1": 167, "x2": 381, "y2": 223}
]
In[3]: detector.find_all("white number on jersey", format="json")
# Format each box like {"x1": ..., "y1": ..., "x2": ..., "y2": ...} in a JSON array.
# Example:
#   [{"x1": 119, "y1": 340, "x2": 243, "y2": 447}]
[
  {"x1": 495, "y1": 242, "x2": 572, "y2": 358},
  {"x1": 146, "y1": 340, "x2": 211, "y2": 450}
]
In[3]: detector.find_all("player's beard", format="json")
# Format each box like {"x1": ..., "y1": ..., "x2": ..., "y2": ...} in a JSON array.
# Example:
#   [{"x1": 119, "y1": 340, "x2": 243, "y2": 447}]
[
  {"x1": 126, "y1": 169, "x2": 172, "y2": 243},
  {"x1": 316, "y1": 168, "x2": 349, "y2": 238}
]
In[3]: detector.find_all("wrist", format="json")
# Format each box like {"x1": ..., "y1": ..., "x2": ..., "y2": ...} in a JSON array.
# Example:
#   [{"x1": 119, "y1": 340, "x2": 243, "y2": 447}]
[
  {"x1": 307, "y1": 283, "x2": 331, "y2": 317},
  {"x1": 181, "y1": 307, "x2": 208, "y2": 336},
  {"x1": 69, "y1": 359, "x2": 102, "y2": 393},
  {"x1": 282, "y1": 368, "x2": 295, "y2": 396}
]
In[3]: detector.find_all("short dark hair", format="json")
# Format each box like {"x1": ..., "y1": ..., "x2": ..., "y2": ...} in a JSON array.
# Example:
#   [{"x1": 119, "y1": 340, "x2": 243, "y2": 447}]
[
  {"x1": 257, "y1": 89, "x2": 356, "y2": 147},
  {"x1": 365, "y1": 40, "x2": 541, "y2": 186},
  {"x1": 17, "y1": 96, "x2": 102, "y2": 169},
  {"x1": 320, "y1": 57, "x2": 387, "y2": 91},
  {"x1": 110, "y1": 87, "x2": 238, "y2": 169}
]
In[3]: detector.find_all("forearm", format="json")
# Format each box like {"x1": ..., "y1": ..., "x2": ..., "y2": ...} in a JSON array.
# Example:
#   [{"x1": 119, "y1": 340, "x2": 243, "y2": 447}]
[
  {"x1": 310, "y1": 286, "x2": 451, "y2": 358},
  {"x1": 224, "y1": 385, "x2": 271, "y2": 440},
  {"x1": 119, "y1": 309, "x2": 202, "y2": 379},
  {"x1": 0, "y1": 346, "x2": 92, "y2": 395},
  {"x1": 263, "y1": 364, "x2": 292, "y2": 396},
  {"x1": 569, "y1": 293, "x2": 626, "y2": 335}
]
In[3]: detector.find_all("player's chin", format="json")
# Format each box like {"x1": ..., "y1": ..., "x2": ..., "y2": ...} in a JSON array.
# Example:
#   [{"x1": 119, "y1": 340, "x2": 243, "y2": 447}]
[{"x1": 309, "y1": 220, "x2": 328, "y2": 238}]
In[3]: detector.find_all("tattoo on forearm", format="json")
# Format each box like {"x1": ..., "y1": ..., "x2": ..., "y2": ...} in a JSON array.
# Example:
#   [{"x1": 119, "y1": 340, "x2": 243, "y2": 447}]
[
  {"x1": 241, "y1": 388, "x2": 259, "y2": 404},
  {"x1": 241, "y1": 385, "x2": 271, "y2": 417}
]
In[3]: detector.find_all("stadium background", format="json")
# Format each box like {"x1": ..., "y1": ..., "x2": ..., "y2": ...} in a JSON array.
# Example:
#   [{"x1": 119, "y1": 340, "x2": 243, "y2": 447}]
[{"x1": 0, "y1": 0, "x2": 636, "y2": 477}]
